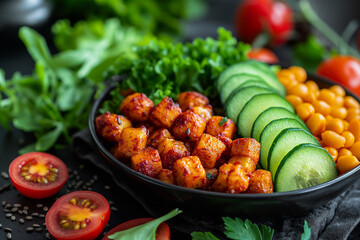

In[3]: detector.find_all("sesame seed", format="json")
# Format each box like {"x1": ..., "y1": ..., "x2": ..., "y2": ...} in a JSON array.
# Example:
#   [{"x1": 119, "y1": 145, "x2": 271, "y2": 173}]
[
  {"x1": 4, "y1": 227, "x2": 12, "y2": 232},
  {"x1": 26, "y1": 227, "x2": 34, "y2": 232}
]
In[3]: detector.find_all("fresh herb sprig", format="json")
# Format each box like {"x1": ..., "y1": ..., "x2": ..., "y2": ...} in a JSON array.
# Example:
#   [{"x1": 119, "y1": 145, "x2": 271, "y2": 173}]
[
  {"x1": 191, "y1": 219, "x2": 311, "y2": 240},
  {"x1": 101, "y1": 28, "x2": 250, "y2": 113}
]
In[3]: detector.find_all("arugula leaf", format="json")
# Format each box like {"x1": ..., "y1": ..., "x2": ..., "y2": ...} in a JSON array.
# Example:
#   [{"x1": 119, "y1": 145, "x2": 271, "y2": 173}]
[
  {"x1": 108, "y1": 208, "x2": 182, "y2": 240},
  {"x1": 223, "y1": 217, "x2": 263, "y2": 240},
  {"x1": 191, "y1": 232, "x2": 220, "y2": 240},
  {"x1": 300, "y1": 220, "x2": 311, "y2": 240}
]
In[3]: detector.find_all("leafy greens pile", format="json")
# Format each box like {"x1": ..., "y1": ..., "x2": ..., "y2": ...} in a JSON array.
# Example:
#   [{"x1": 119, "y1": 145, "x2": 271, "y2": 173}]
[{"x1": 101, "y1": 28, "x2": 250, "y2": 113}]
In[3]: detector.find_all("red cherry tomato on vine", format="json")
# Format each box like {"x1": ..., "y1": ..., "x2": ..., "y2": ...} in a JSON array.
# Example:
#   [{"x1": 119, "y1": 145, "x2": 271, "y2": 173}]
[
  {"x1": 235, "y1": 0, "x2": 294, "y2": 46},
  {"x1": 316, "y1": 56, "x2": 360, "y2": 96},
  {"x1": 9, "y1": 152, "x2": 68, "y2": 199},
  {"x1": 46, "y1": 191, "x2": 110, "y2": 240},
  {"x1": 248, "y1": 48, "x2": 279, "y2": 64},
  {"x1": 102, "y1": 218, "x2": 170, "y2": 240}
]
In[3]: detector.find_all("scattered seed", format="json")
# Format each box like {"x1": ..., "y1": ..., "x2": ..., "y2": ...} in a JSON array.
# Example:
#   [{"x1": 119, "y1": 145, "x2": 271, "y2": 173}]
[
  {"x1": 31, "y1": 212, "x2": 39, "y2": 217},
  {"x1": 13, "y1": 203, "x2": 21, "y2": 208},
  {"x1": 93, "y1": 175, "x2": 98, "y2": 180},
  {"x1": 6, "y1": 232, "x2": 11, "y2": 239},
  {"x1": 32, "y1": 224, "x2": 41, "y2": 228},
  {"x1": 2, "y1": 201, "x2": 7, "y2": 206},
  {"x1": 4, "y1": 209, "x2": 10, "y2": 213},
  {"x1": 18, "y1": 210, "x2": 23, "y2": 214},
  {"x1": 43, "y1": 223, "x2": 46, "y2": 227},
  {"x1": 46, "y1": 232, "x2": 51, "y2": 239},
  {"x1": 10, "y1": 216, "x2": 16, "y2": 221},
  {"x1": 108, "y1": 200, "x2": 114, "y2": 205},
  {"x1": 5, "y1": 203, "x2": 11, "y2": 209},
  {"x1": 2, "y1": 183, "x2": 11, "y2": 190},
  {"x1": 23, "y1": 206, "x2": 29, "y2": 210},
  {"x1": 110, "y1": 207, "x2": 118, "y2": 211},
  {"x1": 73, "y1": 170, "x2": 78, "y2": 175},
  {"x1": 19, "y1": 218, "x2": 25, "y2": 224},
  {"x1": 23, "y1": 210, "x2": 28, "y2": 215},
  {"x1": 0, "y1": 224, "x2": 2, "y2": 229},
  {"x1": 11, "y1": 207, "x2": 18, "y2": 213},
  {"x1": 4, "y1": 227, "x2": 12, "y2": 232},
  {"x1": 1, "y1": 171, "x2": 9, "y2": 179},
  {"x1": 25, "y1": 216, "x2": 33, "y2": 220},
  {"x1": 26, "y1": 227, "x2": 34, "y2": 232},
  {"x1": 104, "y1": 185, "x2": 111, "y2": 190},
  {"x1": 36, "y1": 203, "x2": 43, "y2": 208},
  {"x1": 39, "y1": 214, "x2": 46, "y2": 218},
  {"x1": 5, "y1": 213, "x2": 12, "y2": 218},
  {"x1": 35, "y1": 227, "x2": 43, "y2": 232}
]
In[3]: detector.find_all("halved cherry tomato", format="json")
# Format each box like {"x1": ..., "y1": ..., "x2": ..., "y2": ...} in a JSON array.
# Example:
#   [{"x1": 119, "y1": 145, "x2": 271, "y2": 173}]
[
  {"x1": 235, "y1": 0, "x2": 294, "y2": 46},
  {"x1": 248, "y1": 48, "x2": 279, "y2": 64},
  {"x1": 46, "y1": 191, "x2": 110, "y2": 240},
  {"x1": 316, "y1": 56, "x2": 360, "y2": 96},
  {"x1": 102, "y1": 218, "x2": 170, "y2": 240},
  {"x1": 9, "y1": 152, "x2": 68, "y2": 199}
]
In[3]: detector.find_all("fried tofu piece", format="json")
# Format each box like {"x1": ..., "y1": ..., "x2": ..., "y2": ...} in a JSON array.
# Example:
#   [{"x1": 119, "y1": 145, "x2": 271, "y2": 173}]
[
  {"x1": 157, "y1": 169, "x2": 175, "y2": 185},
  {"x1": 192, "y1": 134, "x2": 226, "y2": 168},
  {"x1": 231, "y1": 138, "x2": 261, "y2": 161},
  {"x1": 149, "y1": 96, "x2": 182, "y2": 128},
  {"x1": 116, "y1": 126, "x2": 149, "y2": 159},
  {"x1": 206, "y1": 116, "x2": 236, "y2": 139},
  {"x1": 177, "y1": 91, "x2": 209, "y2": 111},
  {"x1": 212, "y1": 163, "x2": 249, "y2": 193},
  {"x1": 120, "y1": 93, "x2": 154, "y2": 122},
  {"x1": 131, "y1": 147, "x2": 162, "y2": 178},
  {"x1": 157, "y1": 138, "x2": 190, "y2": 170},
  {"x1": 147, "y1": 129, "x2": 174, "y2": 149},
  {"x1": 171, "y1": 111, "x2": 206, "y2": 142},
  {"x1": 246, "y1": 170, "x2": 273, "y2": 194},
  {"x1": 217, "y1": 135, "x2": 232, "y2": 159},
  {"x1": 188, "y1": 105, "x2": 213, "y2": 122},
  {"x1": 95, "y1": 112, "x2": 132, "y2": 142},
  {"x1": 173, "y1": 156, "x2": 206, "y2": 189},
  {"x1": 228, "y1": 156, "x2": 257, "y2": 174}
]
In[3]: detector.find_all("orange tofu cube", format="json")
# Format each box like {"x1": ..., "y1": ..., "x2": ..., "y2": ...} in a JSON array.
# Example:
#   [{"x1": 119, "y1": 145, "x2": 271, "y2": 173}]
[
  {"x1": 147, "y1": 129, "x2": 174, "y2": 149},
  {"x1": 206, "y1": 116, "x2": 236, "y2": 139},
  {"x1": 188, "y1": 104, "x2": 213, "y2": 122},
  {"x1": 212, "y1": 163, "x2": 249, "y2": 193},
  {"x1": 228, "y1": 156, "x2": 257, "y2": 174},
  {"x1": 95, "y1": 112, "x2": 132, "y2": 142},
  {"x1": 120, "y1": 93, "x2": 154, "y2": 122},
  {"x1": 192, "y1": 134, "x2": 226, "y2": 168},
  {"x1": 246, "y1": 169, "x2": 273, "y2": 194},
  {"x1": 177, "y1": 91, "x2": 209, "y2": 111},
  {"x1": 157, "y1": 169, "x2": 175, "y2": 185},
  {"x1": 171, "y1": 111, "x2": 206, "y2": 142},
  {"x1": 157, "y1": 138, "x2": 190, "y2": 170},
  {"x1": 149, "y1": 96, "x2": 182, "y2": 128},
  {"x1": 131, "y1": 147, "x2": 162, "y2": 178},
  {"x1": 173, "y1": 156, "x2": 206, "y2": 189},
  {"x1": 231, "y1": 138, "x2": 260, "y2": 160},
  {"x1": 116, "y1": 127, "x2": 149, "y2": 159}
]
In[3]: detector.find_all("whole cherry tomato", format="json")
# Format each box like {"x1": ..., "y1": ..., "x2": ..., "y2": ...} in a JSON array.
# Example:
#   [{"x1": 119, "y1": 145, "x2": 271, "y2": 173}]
[
  {"x1": 316, "y1": 56, "x2": 360, "y2": 96},
  {"x1": 46, "y1": 191, "x2": 110, "y2": 240},
  {"x1": 235, "y1": 0, "x2": 294, "y2": 46},
  {"x1": 102, "y1": 218, "x2": 171, "y2": 240},
  {"x1": 247, "y1": 48, "x2": 279, "y2": 64},
  {"x1": 9, "y1": 152, "x2": 68, "y2": 199}
]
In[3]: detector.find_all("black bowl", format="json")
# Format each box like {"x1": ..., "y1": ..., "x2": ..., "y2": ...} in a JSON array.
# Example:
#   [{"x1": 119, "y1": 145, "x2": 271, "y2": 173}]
[{"x1": 89, "y1": 74, "x2": 360, "y2": 219}]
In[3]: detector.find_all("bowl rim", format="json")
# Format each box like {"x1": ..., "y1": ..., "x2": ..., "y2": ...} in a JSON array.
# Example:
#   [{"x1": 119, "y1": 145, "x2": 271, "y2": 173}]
[{"x1": 88, "y1": 73, "x2": 360, "y2": 200}]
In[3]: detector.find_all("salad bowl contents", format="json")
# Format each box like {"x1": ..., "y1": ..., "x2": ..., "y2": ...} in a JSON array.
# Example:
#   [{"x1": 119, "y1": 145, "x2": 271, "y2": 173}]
[{"x1": 89, "y1": 60, "x2": 360, "y2": 217}]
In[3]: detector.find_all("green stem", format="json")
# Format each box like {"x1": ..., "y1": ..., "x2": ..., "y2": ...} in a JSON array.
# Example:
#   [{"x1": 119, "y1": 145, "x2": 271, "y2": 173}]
[{"x1": 299, "y1": 0, "x2": 360, "y2": 58}]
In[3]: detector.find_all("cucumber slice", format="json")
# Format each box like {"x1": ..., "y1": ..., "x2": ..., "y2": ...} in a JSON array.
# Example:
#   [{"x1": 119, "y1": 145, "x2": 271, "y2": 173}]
[
  {"x1": 268, "y1": 128, "x2": 320, "y2": 180},
  {"x1": 217, "y1": 60, "x2": 286, "y2": 96},
  {"x1": 237, "y1": 93, "x2": 295, "y2": 138},
  {"x1": 239, "y1": 80, "x2": 274, "y2": 90},
  {"x1": 275, "y1": 144, "x2": 338, "y2": 192},
  {"x1": 225, "y1": 86, "x2": 275, "y2": 124},
  {"x1": 251, "y1": 107, "x2": 308, "y2": 141},
  {"x1": 219, "y1": 73, "x2": 263, "y2": 104},
  {"x1": 259, "y1": 118, "x2": 308, "y2": 169}
]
